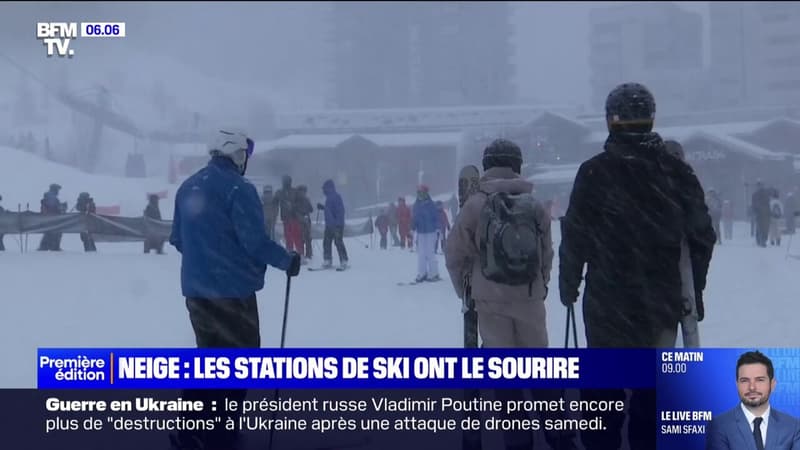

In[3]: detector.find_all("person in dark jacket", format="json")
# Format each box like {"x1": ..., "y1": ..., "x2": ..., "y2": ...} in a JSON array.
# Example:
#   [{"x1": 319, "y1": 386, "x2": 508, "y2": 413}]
[
  {"x1": 706, "y1": 189, "x2": 723, "y2": 244},
  {"x1": 38, "y1": 183, "x2": 65, "y2": 251},
  {"x1": 295, "y1": 185, "x2": 314, "y2": 264},
  {"x1": 559, "y1": 83, "x2": 716, "y2": 450},
  {"x1": 169, "y1": 128, "x2": 300, "y2": 450},
  {"x1": 375, "y1": 208, "x2": 390, "y2": 250},
  {"x1": 752, "y1": 181, "x2": 771, "y2": 247},
  {"x1": 75, "y1": 192, "x2": 97, "y2": 252},
  {"x1": 411, "y1": 185, "x2": 440, "y2": 282},
  {"x1": 316, "y1": 179, "x2": 348, "y2": 269},
  {"x1": 387, "y1": 201, "x2": 400, "y2": 246},
  {"x1": 144, "y1": 193, "x2": 165, "y2": 254},
  {"x1": 273, "y1": 175, "x2": 303, "y2": 254},
  {"x1": 262, "y1": 185, "x2": 277, "y2": 239}
]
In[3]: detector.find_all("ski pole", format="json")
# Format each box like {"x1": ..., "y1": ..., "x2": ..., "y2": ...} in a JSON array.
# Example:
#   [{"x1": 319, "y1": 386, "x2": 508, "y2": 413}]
[
  {"x1": 24, "y1": 203, "x2": 29, "y2": 252},
  {"x1": 280, "y1": 274, "x2": 291, "y2": 349},
  {"x1": 17, "y1": 204, "x2": 23, "y2": 253},
  {"x1": 564, "y1": 306, "x2": 570, "y2": 349},
  {"x1": 564, "y1": 304, "x2": 578, "y2": 349},
  {"x1": 267, "y1": 274, "x2": 293, "y2": 450},
  {"x1": 571, "y1": 304, "x2": 578, "y2": 347}
]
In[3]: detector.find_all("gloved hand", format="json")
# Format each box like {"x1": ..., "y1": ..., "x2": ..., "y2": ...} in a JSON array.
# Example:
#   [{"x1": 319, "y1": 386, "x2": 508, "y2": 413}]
[
  {"x1": 695, "y1": 292, "x2": 705, "y2": 322},
  {"x1": 286, "y1": 251, "x2": 301, "y2": 277},
  {"x1": 316, "y1": 203, "x2": 325, "y2": 211},
  {"x1": 560, "y1": 292, "x2": 577, "y2": 307}
]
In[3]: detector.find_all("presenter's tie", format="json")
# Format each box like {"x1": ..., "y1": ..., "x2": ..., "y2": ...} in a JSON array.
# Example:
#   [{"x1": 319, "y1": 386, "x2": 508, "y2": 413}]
[{"x1": 753, "y1": 417, "x2": 764, "y2": 450}]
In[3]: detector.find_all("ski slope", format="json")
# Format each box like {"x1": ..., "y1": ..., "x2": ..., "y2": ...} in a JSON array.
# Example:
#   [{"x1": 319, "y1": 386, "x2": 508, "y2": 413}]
[
  {"x1": 2, "y1": 147, "x2": 800, "y2": 387},
  {"x1": 1, "y1": 221, "x2": 798, "y2": 387},
  {"x1": 0, "y1": 145, "x2": 175, "y2": 217}
]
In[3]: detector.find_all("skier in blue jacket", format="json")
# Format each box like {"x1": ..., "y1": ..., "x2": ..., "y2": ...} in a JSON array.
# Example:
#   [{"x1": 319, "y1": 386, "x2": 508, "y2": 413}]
[
  {"x1": 412, "y1": 184, "x2": 441, "y2": 282},
  {"x1": 316, "y1": 178, "x2": 349, "y2": 269},
  {"x1": 169, "y1": 128, "x2": 300, "y2": 450}
]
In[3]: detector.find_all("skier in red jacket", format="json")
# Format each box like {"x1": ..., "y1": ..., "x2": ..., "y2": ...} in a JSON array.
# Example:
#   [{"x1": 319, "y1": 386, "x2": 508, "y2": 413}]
[{"x1": 396, "y1": 197, "x2": 412, "y2": 249}]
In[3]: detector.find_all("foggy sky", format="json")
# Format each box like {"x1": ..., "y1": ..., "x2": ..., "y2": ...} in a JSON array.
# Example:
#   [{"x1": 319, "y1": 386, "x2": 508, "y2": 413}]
[{"x1": 0, "y1": 1, "x2": 710, "y2": 112}]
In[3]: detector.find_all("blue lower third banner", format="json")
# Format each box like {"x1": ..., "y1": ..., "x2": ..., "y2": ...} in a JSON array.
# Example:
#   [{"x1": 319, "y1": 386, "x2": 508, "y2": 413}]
[
  {"x1": 37, "y1": 348, "x2": 655, "y2": 389},
  {"x1": 30, "y1": 348, "x2": 800, "y2": 449}
]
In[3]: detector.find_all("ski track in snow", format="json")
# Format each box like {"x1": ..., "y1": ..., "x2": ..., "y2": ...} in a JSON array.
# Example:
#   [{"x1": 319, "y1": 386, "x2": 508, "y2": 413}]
[{"x1": 1, "y1": 222, "x2": 798, "y2": 387}]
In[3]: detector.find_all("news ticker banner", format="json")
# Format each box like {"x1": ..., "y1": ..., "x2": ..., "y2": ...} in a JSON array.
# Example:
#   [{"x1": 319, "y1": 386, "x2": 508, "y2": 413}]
[
  {"x1": 27, "y1": 348, "x2": 800, "y2": 449},
  {"x1": 37, "y1": 348, "x2": 654, "y2": 389}
]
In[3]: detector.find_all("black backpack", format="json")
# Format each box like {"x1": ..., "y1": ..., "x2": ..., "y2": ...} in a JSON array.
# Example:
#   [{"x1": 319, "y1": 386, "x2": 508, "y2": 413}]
[{"x1": 477, "y1": 191, "x2": 543, "y2": 285}]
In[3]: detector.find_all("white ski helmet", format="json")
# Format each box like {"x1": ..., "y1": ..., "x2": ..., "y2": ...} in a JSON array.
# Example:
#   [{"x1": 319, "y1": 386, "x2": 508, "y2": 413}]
[{"x1": 208, "y1": 128, "x2": 254, "y2": 174}]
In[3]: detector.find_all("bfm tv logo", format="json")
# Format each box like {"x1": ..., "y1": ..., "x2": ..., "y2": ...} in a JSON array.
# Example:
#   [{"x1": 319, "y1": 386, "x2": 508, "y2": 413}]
[
  {"x1": 37, "y1": 22, "x2": 77, "y2": 57},
  {"x1": 36, "y1": 22, "x2": 126, "y2": 58}
]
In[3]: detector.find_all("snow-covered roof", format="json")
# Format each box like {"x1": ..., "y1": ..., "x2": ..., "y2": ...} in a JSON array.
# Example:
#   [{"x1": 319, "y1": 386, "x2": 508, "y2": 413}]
[
  {"x1": 276, "y1": 104, "x2": 581, "y2": 133},
  {"x1": 524, "y1": 111, "x2": 591, "y2": 132},
  {"x1": 751, "y1": 117, "x2": 800, "y2": 134},
  {"x1": 262, "y1": 134, "x2": 360, "y2": 151},
  {"x1": 362, "y1": 132, "x2": 463, "y2": 147},
  {"x1": 262, "y1": 131, "x2": 463, "y2": 152},
  {"x1": 687, "y1": 130, "x2": 789, "y2": 161},
  {"x1": 526, "y1": 164, "x2": 580, "y2": 186},
  {"x1": 586, "y1": 121, "x2": 769, "y2": 144}
]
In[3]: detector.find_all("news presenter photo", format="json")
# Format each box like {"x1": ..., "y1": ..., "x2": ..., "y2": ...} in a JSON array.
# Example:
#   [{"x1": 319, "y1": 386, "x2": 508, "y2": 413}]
[{"x1": 705, "y1": 351, "x2": 800, "y2": 450}]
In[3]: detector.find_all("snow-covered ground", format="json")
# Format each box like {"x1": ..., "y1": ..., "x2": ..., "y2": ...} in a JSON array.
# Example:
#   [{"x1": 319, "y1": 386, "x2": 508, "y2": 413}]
[
  {"x1": 2, "y1": 147, "x2": 800, "y2": 388},
  {"x1": 2, "y1": 220, "x2": 799, "y2": 387},
  {"x1": 0, "y1": 145, "x2": 175, "y2": 217}
]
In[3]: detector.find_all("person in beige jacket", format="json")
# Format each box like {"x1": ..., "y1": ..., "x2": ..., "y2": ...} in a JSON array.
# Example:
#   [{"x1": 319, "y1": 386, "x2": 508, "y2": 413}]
[
  {"x1": 444, "y1": 138, "x2": 575, "y2": 450},
  {"x1": 445, "y1": 145, "x2": 553, "y2": 348}
]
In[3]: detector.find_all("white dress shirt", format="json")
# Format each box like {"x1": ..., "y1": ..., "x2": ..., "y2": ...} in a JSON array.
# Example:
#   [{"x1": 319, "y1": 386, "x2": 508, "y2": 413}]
[{"x1": 741, "y1": 402, "x2": 771, "y2": 445}]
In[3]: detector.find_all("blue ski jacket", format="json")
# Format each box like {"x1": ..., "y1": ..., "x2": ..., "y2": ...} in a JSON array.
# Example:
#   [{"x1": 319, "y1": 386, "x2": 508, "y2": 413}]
[
  {"x1": 170, "y1": 156, "x2": 292, "y2": 299},
  {"x1": 322, "y1": 179, "x2": 346, "y2": 228},
  {"x1": 412, "y1": 198, "x2": 440, "y2": 234}
]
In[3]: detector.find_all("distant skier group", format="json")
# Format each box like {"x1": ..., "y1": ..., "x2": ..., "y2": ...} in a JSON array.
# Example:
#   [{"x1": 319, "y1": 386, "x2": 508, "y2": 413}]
[
  {"x1": 749, "y1": 181, "x2": 798, "y2": 247},
  {"x1": 373, "y1": 194, "x2": 454, "y2": 255},
  {"x1": 261, "y1": 175, "x2": 349, "y2": 270},
  {"x1": 0, "y1": 183, "x2": 166, "y2": 254},
  {"x1": 690, "y1": 177, "x2": 797, "y2": 248}
]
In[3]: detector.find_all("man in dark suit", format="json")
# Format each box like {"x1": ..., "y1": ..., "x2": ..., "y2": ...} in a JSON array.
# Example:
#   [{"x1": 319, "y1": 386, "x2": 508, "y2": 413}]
[{"x1": 706, "y1": 351, "x2": 800, "y2": 449}]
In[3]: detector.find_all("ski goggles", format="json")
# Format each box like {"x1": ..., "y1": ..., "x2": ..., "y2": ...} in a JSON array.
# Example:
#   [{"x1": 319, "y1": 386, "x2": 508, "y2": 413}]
[{"x1": 246, "y1": 138, "x2": 255, "y2": 157}]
